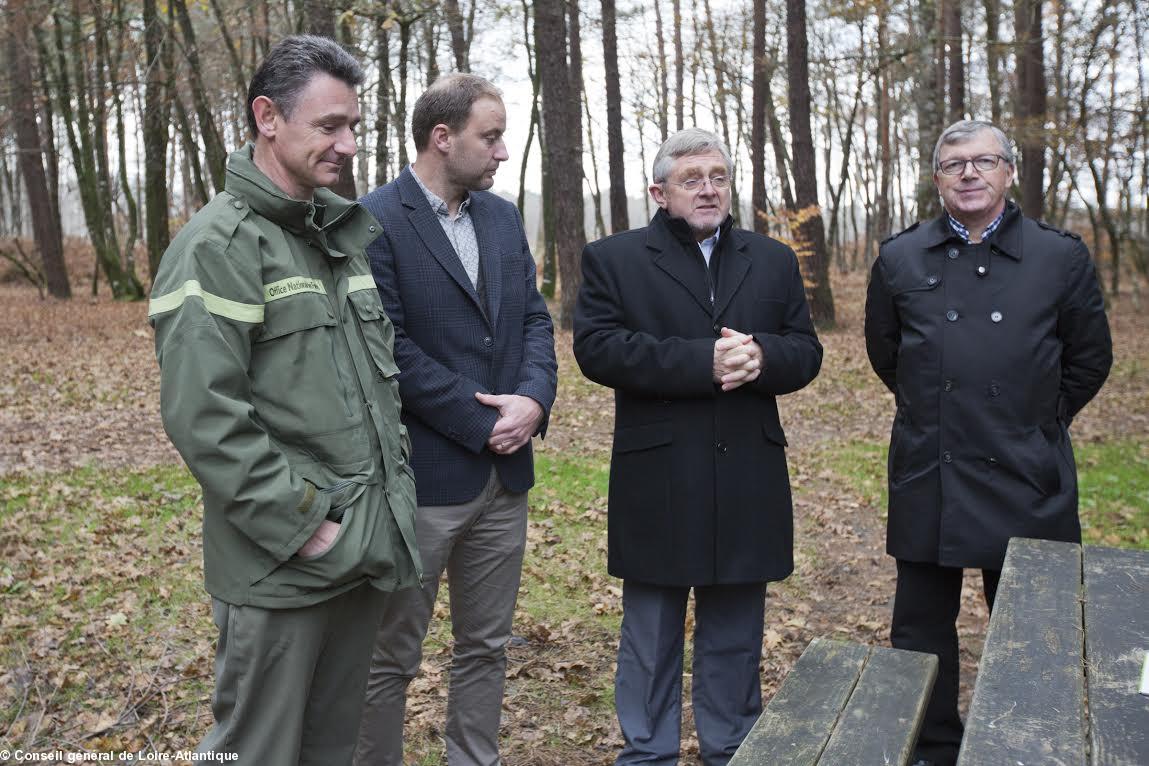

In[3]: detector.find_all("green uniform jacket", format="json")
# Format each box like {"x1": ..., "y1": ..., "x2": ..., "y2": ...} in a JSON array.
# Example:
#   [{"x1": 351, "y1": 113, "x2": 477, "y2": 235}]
[{"x1": 149, "y1": 145, "x2": 421, "y2": 608}]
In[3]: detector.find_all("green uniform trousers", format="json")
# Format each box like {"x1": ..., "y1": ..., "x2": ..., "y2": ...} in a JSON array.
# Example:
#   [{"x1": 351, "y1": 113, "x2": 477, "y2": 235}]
[{"x1": 197, "y1": 581, "x2": 388, "y2": 765}]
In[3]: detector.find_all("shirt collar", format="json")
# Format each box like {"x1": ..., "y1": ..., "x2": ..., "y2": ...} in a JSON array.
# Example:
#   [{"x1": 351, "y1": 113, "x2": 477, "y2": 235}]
[
  {"x1": 946, "y1": 207, "x2": 1006, "y2": 244},
  {"x1": 409, "y1": 164, "x2": 471, "y2": 219}
]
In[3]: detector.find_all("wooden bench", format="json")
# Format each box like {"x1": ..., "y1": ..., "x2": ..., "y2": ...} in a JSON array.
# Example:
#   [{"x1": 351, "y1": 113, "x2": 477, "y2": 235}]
[
  {"x1": 730, "y1": 637, "x2": 938, "y2": 765},
  {"x1": 958, "y1": 537, "x2": 1149, "y2": 765}
]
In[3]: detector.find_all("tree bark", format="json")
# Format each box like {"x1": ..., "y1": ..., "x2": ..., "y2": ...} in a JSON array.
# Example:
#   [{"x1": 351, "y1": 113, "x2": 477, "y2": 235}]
[
  {"x1": 535, "y1": 0, "x2": 586, "y2": 328},
  {"x1": 750, "y1": 0, "x2": 768, "y2": 234},
  {"x1": 1014, "y1": 0, "x2": 1047, "y2": 219},
  {"x1": 786, "y1": 0, "x2": 834, "y2": 325},
  {"x1": 143, "y1": 0, "x2": 171, "y2": 281},
  {"x1": 914, "y1": 0, "x2": 944, "y2": 220},
  {"x1": 7, "y1": 0, "x2": 69, "y2": 297},
  {"x1": 945, "y1": 0, "x2": 965, "y2": 122},
  {"x1": 601, "y1": 0, "x2": 629, "y2": 232},
  {"x1": 984, "y1": 0, "x2": 1003, "y2": 124},
  {"x1": 673, "y1": 0, "x2": 684, "y2": 132}
]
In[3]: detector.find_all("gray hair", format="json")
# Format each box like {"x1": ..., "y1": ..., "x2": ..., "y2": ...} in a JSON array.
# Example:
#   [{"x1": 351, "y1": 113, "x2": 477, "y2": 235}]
[
  {"x1": 412, "y1": 73, "x2": 503, "y2": 152},
  {"x1": 247, "y1": 35, "x2": 364, "y2": 138},
  {"x1": 933, "y1": 120, "x2": 1014, "y2": 169},
  {"x1": 652, "y1": 128, "x2": 733, "y2": 184}
]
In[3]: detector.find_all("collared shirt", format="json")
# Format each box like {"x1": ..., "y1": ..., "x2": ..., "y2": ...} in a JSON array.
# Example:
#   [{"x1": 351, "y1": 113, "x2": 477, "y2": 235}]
[
  {"x1": 698, "y1": 229, "x2": 720, "y2": 300},
  {"x1": 410, "y1": 165, "x2": 480, "y2": 288},
  {"x1": 947, "y1": 208, "x2": 1006, "y2": 244}
]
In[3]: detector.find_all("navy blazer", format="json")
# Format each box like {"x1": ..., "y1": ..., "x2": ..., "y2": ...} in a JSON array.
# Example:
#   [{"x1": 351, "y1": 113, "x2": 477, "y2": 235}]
[{"x1": 360, "y1": 168, "x2": 558, "y2": 506}]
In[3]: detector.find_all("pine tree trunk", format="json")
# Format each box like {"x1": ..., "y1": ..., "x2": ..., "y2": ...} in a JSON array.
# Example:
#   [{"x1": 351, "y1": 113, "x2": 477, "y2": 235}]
[{"x1": 601, "y1": 0, "x2": 629, "y2": 232}]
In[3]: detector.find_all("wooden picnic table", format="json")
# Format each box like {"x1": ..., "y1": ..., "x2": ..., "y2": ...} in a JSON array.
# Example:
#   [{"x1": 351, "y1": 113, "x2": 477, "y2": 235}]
[{"x1": 958, "y1": 537, "x2": 1149, "y2": 766}]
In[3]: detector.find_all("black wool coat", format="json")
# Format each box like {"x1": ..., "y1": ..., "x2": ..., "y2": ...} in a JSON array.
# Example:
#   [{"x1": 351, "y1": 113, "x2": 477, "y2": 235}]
[
  {"x1": 865, "y1": 202, "x2": 1112, "y2": 570},
  {"x1": 573, "y1": 209, "x2": 823, "y2": 586}
]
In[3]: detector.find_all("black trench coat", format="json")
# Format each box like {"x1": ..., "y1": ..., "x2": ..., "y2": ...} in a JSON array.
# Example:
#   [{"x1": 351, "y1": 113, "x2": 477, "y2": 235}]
[
  {"x1": 865, "y1": 202, "x2": 1112, "y2": 569},
  {"x1": 573, "y1": 210, "x2": 823, "y2": 586}
]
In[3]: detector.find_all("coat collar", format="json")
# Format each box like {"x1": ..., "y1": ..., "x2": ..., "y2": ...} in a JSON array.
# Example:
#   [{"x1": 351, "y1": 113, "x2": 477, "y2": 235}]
[
  {"x1": 646, "y1": 209, "x2": 750, "y2": 318},
  {"x1": 923, "y1": 200, "x2": 1022, "y2": 260},
  {"x1": 224, "y1": 144, "x2": 377, "y2": 255},
  {"x1": 395, "y1": 167, "x2": 499, "y2": 327}
]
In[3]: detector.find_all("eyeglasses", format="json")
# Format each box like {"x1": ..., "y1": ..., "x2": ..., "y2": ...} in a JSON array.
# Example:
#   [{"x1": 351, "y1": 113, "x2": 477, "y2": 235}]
[
  {"x1": 668, "y1": 175, "x2": 731, "y2": 191},
  {"x1": 937, "y1": 155, "x2": 1009, "y2": 176}
]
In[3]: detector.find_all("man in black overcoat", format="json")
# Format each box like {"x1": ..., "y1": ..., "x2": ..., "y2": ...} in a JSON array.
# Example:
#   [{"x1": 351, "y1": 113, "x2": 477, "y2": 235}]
[
  {"x1": 574, "y1": 128, "x2": 822, "y2": 765},
  {"x1": 865, "y1": 119, "x2": 1112, "y2": 766}
]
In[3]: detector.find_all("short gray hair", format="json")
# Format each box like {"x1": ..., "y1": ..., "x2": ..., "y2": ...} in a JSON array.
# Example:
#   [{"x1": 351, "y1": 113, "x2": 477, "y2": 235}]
[
  {"x1": 412, "y1": 73, "x2": 503, "y2": 152},
  {"x1": 652, "y1": 128, "x2": 733, "y2": 184},
  {"x1": 246, "y1": 35, "x2": 363, "y2": 138},
  {"x1": 933, "y1": 120, "x2": 1014, "y2": 169}
]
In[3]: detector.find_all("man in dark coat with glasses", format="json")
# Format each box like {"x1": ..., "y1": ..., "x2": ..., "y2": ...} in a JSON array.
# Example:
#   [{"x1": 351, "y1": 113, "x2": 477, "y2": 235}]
[{"x1": 865, "y1": 119, "x2": 1112, "y2": 766}]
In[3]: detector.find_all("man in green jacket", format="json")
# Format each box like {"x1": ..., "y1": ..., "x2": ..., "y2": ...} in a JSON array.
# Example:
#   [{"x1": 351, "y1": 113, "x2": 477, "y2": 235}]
[{"x1": 149, "y1": 36, "x2": 420, "y2": 765}]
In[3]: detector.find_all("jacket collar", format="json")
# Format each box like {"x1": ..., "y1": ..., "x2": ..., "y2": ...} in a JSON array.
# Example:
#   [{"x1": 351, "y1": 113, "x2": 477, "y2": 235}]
[
  {"x1": 923, "y1": 200, "x2": 1022, "y2": 260},
  {"x1": 646, "y1": 209, "x2": 748, "y2": 318},
  {"x1": 224, "y1": 144, "x2": 366, "y2": 243}
]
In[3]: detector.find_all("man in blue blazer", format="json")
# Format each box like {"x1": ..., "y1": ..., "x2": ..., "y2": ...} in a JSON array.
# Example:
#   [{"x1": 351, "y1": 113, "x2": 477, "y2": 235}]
[{"x1": 355, "y1": 74, "x2": 558, "y2": 766}]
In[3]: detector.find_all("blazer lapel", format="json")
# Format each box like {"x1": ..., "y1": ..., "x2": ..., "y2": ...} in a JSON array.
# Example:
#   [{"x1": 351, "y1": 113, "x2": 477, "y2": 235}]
[
  {"x1": 648, "y1": 224, "x2": 714, "y2": 317},
  {"x1": 397, "y1": 170, "x2": 487, "y2": 316},
  {"x1": 469, "y1": 194, "x2": 502, "y2": 327},
  {"x1": 713, "y1": 233, "x2": 751, "y2": 321}
]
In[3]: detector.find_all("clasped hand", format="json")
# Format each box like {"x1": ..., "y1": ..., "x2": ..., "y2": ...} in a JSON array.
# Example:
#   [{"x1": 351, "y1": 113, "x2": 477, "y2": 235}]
[
  {"x1": 713, "y1": 327, "x2": 763, "y2": 391},
  {"x1": 476, "y1": 392, "x2": 544, "y2": 455}
]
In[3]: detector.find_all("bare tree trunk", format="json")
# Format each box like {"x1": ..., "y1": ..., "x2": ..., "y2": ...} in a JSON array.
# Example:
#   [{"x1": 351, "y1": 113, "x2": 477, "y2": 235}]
[
  {"x1": 750, "y1": 0, "x2": 768, "y2": 234},
  {"x1": 876, "y1": 4, "x2": 893, "y2": 240},
  {"x1": 673, "y1": 0, "x2": 684, "y2": 132},
  {"x1": 786, "y1": 0, "x2": 834, "y2": 325},
  {"x1": 375, "y1": 12, "x2": 392, "y2": 187},
  {"x1": 583, "y1": 94, "x2": 607, "y2": 239},
  {"x1": 7, "y1": 0, "x2": 69, "y2": 297},
  {"x1": 601, "y1": 0, "x2": 629, "y2": 232},
  {"x1": 653, "y1": 0, "x2": 669, "y2": 142},
  {"x1": 445, "y1": 0, "x2": 471, "y2": 71},
  {"x1": 171, "y1": 0, "x2": 227, "y2": 194},
  {"x1": 764, "y1": 55, "x2": 795, "y2": 211},
  {"x1": 984, "y1": 0, "x2": 1003, "y2": 124},
  {"x1": 945, "y1": 0, "x2": 965, "y2": 121},
  {"x1": 535, "y1": 0, "x2": 586, "y2": 328},
  {"x1": 1014, "y1": 0, "x2": 1047, "y2": 218},
  {"x1": 914, "y1": 0, "x2": 944, "y2": 220},
  {"x1": 143, "y1": 0, "x2": 171, "y2": 280}
]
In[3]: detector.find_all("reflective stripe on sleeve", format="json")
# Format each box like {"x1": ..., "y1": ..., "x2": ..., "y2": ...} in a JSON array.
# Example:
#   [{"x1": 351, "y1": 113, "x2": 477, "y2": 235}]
[
  {"x1": 346, "y1": 274, "x2": 377, "y2": 294},
  {"x1": 263, "y1": 276, "x2": 327, "y2": 302},
  {"x1": 148, "y1": 280, "x2": 265, "y2": 323}
]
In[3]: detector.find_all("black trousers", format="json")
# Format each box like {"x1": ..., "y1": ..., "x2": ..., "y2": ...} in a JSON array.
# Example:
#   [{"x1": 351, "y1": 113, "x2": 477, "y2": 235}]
[{"x1": 891, "y1": 560, "x2": 1001, "y2": 766}]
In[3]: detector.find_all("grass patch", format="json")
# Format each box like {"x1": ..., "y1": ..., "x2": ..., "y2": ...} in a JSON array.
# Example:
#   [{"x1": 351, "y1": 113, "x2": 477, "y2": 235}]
[
  {"x1": 815, "y1": 437, "x2": 1149, "y2": 550},
  {"x1": 1078, "y1": 439, "x2": 1149, "y2": 549}
]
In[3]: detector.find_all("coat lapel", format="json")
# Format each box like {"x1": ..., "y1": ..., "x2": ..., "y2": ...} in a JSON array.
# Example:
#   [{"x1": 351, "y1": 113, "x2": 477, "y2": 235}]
[
  {"x1": 469, "y1": 194, "x2": 502, "y2": 327},
  {"x1": 648, "y1": 224, "x2": 714, "y2": 317},
  {"x1": 397, "y1": 170, "x2": 487, "y2": 318},
  {"x1": 713, "y1": 232, "x2": 751, "y2": 321}
]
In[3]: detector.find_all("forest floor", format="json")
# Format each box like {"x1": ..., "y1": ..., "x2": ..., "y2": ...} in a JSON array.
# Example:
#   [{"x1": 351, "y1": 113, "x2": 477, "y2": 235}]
[{"x1": 1, "y1": 269, "x2": 1147, "y2": 764}]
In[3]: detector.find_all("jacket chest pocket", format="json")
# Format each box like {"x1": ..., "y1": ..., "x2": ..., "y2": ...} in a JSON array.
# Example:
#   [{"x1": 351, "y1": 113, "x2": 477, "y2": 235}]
[
  {"x1": 348, "y1": 290, "x2": 401, "y2": 379},
  {"x1": 250, "y1": 294, "x2": 349, "y2": 433}
]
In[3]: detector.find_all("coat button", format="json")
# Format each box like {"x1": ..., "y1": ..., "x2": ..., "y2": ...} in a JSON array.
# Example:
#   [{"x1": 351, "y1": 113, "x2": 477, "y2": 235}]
[
  {"x1": 977, "y1": 265, "x2": 987, "y2": 276},
  {"x1": 944, "y1": 379, "x2": 953, "y2": 392},
  {"x1": 232, "y1": 200, "x2": 244, "y2": 209},
  {"x1": 990, "y1": 310, "x2": 1003, "y2": 322},
  {"x1": 947, "y1": 248, "x2": 959, "y2": 260},
  {"x1": 712, "y1": 323, "x2": 721, "y2": 334},
  {"x1": 483, "y1": 336, "x2": 494, "y2": 347},
  {"x1": 368, "y1": 225, "x2": 377, "y2": 232},
  {"x1": 987, "y1": 457, "x2": 998, "y2": 466},
  {"x1": 989, "y1": 383, "x2": 1000, "y2": 397},
  {"x1": 943, "y1": 451, "x2": 953, "y2": 463},
  {"x1": 926, "y1": 275, "x2": 939, "y2": 286},
  {"x1": 946, "y1": 310, "x2": 959, "y2": 322},
  {"x1": 716, "y1": 442, "x2": 728, "y2": 454}
]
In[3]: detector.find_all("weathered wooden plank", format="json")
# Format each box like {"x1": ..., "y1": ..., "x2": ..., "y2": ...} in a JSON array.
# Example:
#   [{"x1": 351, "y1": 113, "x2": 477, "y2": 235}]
[
  {"x1": 1083, "y1": 545, "x2": 1149, "y2": 765},
  {"x1": 957, "y1": 538, "x2": 1087, "y2": 766},
  {"x1": 729, "y1": 638, "x2": 868, "y2": 766},
  {"x1": 819, "y1": 645, "x2": 938, "y2": 766}
]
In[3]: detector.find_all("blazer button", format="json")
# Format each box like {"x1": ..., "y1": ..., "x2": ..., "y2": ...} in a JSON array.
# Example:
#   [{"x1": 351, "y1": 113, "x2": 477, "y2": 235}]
[
  {"x1": 947, "y1": 248, "x2": 959, "y2": 260},
  {"x1": 712, "y1": 323, "x2": 721, "y2": 335},
  {"x1": 926, "y1": 275, "x2": 938, "y2": 286},
  {"x1": 943, "y1": 379, "x2": 953, "y2": 392},
  {"x1": 716, "y1": 442, "x2": 728, "y2": 454},
  {"x1": 987, "y1": 456, "x2": 998, "y2": 466},
  {"x1": 483, "y1": 336, "x2": 494, "y2": 347},
  {"x1": 946, "y1": 310, "x2": 959, "y2": 322},
  {"x1": 943, "y1": 451, "x2": 953, "y2": 463}
]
